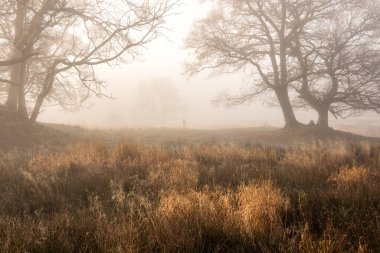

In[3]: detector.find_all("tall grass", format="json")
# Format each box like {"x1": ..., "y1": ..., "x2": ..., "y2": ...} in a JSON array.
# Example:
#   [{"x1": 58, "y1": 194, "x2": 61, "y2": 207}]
[{"x1": 0, "y1": 141, "x2": 379, "y2": 252}]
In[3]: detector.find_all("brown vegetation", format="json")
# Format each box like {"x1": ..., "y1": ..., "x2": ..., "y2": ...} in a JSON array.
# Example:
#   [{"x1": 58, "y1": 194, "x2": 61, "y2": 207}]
[{"x1": 0, "y1": 136, "x2": 379, "y2": 252}]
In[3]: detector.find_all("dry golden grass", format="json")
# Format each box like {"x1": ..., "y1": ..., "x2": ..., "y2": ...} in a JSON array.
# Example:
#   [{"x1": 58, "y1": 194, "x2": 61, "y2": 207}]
[
  {"x1": 0, "y1": 139, "x2": 379, "y2": 252},
  {"x1": 237, "y1": 181, "x2": 289, "y2": 240}
]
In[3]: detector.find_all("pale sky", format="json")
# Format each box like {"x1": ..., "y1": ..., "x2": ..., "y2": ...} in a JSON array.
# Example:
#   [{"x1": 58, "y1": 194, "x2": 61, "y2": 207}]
[{"x1": 38, "y1": 2, "x2": 379, "y2": 131}]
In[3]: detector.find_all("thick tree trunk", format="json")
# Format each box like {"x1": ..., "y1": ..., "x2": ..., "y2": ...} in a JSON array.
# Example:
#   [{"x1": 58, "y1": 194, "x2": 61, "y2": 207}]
[
  {"x1": 17, "y1": 83, "x2": 28, "y2": 118},
  {"x1": 274, "y1": 86, "x2": 300, "y2": 128},
  {"x1": 6, "y1": 65, "x2": 20, "y2": 112},
  {"x1": 6, "y1": 0, "x2": 27, "y2": 115},
  {"x1": 316, "y1": 106, "x2": 329, "y2": 128},
  {"x1": 17, "y1": 60, "x2": 28, "y2": 118}
]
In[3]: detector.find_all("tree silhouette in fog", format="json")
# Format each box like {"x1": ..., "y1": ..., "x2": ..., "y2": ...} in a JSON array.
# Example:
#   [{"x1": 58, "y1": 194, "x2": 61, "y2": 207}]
[
  {"x1": 0, "y1": 0, "x2": 177, "y2": 122},
  {"x1": 290, "y1": 0, "x2": 380, "y2": 127},
  {"x1": 186, "y1": 0, "x2": 380, "y2": 128},
  {"x1": 135, "y1": 77, "x2": 184, "y2": 126}
]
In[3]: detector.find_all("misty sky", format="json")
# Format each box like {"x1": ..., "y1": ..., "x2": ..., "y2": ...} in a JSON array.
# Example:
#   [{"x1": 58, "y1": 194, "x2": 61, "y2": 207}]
[{"x1": 38, "y1": 2, "x2": 379, "y2": 130}]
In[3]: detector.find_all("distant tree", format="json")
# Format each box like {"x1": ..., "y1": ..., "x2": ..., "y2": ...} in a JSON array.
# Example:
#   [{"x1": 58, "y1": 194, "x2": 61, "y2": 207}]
[
  {"x1": 0, "y1": 0, "x2": 177, "y2": 122},
  {"x1": 290, "y1": 0, "x2": 380, "y2": 128},
  {"x1": 185, "y1": 0, "x2": 336, "y2": 128},
  {"x1": 135, "y1": 77, "x2": 184, "y2": 126}
]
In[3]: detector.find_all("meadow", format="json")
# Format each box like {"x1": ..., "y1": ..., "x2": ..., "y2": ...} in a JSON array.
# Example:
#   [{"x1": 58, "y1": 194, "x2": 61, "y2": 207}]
[{"x1": 0, "y1": 127, "x2": 379, "y2": 253}]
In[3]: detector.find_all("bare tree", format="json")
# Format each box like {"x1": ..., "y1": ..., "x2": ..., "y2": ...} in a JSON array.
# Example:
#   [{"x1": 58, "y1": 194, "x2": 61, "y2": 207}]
[
  {"x1": 0, "y1": 0, "x2": 177, "y2": 122},
  {"x1": 135, "y1": 77, "x2": 184, "y2": 126},
  {"x1": 291, "y1": 0, "x2": 380, "y2": 128},
  {"x1": 185, "y1": 0, "x2": 336, "y2": 128}
]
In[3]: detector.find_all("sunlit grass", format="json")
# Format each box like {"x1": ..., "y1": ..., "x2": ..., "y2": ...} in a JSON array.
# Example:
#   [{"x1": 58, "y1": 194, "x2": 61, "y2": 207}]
[{"x1": 0, "y1": 140, "x2": 379, "y2": 252}]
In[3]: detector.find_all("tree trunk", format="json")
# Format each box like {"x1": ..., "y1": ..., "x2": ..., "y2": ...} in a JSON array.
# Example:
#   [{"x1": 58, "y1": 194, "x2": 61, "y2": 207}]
[
  {"x1": 6, "y1": 0, "x2": 27, "y2": 114},
  {"x1": 17, "y1": 59, "x2": 28, "y2": 118},
  {"x1": 30, "y1": 69, "x2": 55, "y2": 123},
  {"x1": 6, "y1": 65, "x2": 20, "y2": 112},
  {"x1": 274, "y1": 86, "x2": 300, "y2": 128},
  {"x1": 30, "y1": 95, "x2": 43, "y2": 123},
  {"x1": 316, "y1": 106, "x2": 329, "y2": 128},
  {"x1": 17, "y1": 84, "x2": 28, "y2": 118}
]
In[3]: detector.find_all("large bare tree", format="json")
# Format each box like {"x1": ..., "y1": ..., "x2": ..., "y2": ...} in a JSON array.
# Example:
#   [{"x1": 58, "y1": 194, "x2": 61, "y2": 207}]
[
  {"x1": 290, "y1": 0, "x2": 380, "y2": 128},
  {"x1": 0, "y1": 0, "x2": 176, "y2": 122},
  {"x1": 185, "y1": 0, "x2": 336, "y2": 128}
]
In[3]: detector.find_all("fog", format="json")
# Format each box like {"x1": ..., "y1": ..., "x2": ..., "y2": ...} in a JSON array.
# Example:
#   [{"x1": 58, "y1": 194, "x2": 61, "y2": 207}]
[{"x1": 36, "y1": 2, "x2": 379, "y2": 132}]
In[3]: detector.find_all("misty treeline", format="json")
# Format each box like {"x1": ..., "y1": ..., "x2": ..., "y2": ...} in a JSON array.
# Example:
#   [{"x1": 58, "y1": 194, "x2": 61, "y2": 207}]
[
  {"x1": 0, "y1": 0, "x2": 176, "y2": 122},
  {"x1": 186, "y1": 0, "x2": 380, "y2": 128},
  {"x1": 0, "y1": 0, "x2": 379, "y2": 128}
]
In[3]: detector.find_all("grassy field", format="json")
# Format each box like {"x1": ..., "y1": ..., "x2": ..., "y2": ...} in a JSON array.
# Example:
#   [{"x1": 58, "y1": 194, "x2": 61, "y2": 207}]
[{"x1": 0, "y1": 123, "x2": 379, "y2": 252}]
